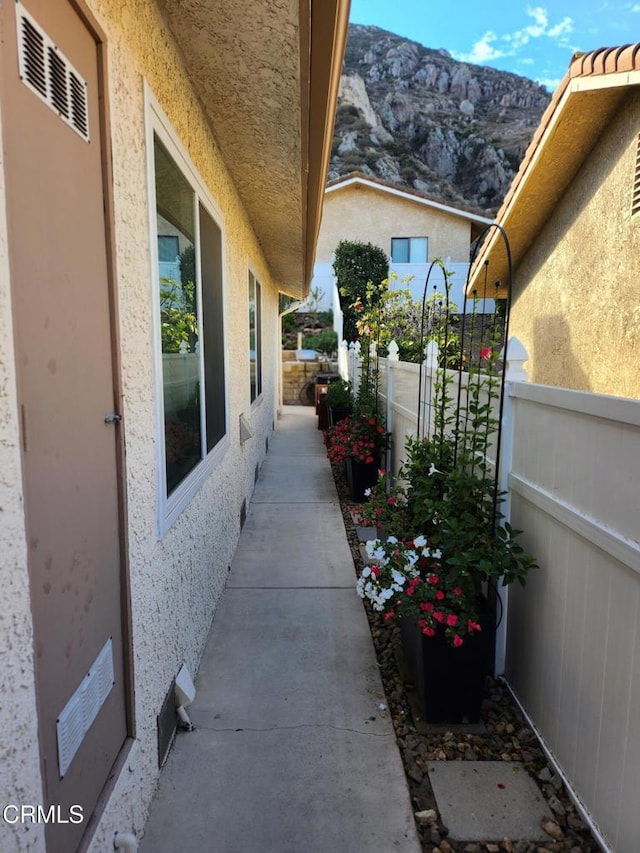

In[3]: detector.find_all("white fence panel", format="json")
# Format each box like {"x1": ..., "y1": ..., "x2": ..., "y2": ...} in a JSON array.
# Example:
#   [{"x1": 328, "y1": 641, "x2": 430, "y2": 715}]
[{"x1": 505, "y1": 383, "x2": 640, "y2": 853}]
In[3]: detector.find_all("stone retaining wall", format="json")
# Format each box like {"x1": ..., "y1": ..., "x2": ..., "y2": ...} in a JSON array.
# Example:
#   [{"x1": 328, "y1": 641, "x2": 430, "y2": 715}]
[{"x1": 282, "y1": 359, "x2": 338, "y2": 405}]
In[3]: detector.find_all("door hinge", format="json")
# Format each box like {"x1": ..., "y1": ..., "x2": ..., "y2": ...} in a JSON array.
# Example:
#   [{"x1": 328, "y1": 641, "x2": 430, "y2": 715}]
[
  {"x1": 20, "y1": 403, "x2": 28, "y2": 451},
  {"x1": 104, "y1": 412, "x2": 122, "y2": 425}
]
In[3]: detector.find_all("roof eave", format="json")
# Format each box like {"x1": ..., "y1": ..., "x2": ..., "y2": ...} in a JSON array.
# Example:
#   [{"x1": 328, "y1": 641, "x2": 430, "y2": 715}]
[{"x1": 467, "y1": 58, "x2": 640, "y2": 298}]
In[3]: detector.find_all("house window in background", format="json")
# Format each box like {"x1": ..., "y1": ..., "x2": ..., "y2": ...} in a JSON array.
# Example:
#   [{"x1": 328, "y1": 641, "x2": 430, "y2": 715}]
[
  {"x1": 248, "y1": 270, "x2": 262, "y2": 403},
  {"x1": 391, "y1": 236, "x2": 428, "y2": 263},
  {"x1": 152, "y1": 130, "x2": 227, "y2": 527}
]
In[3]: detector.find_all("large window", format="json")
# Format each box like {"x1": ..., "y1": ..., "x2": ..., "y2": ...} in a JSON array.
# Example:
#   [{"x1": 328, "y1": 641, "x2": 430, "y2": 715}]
[
  {"x1": 391, "y1": 236, "x2": 428, "y2": 263},
  {"x1": 248, "y1": 271, "x2": 262, "y2": 403},
  {"x1": 150, "y1": 122, "x2": 227, "y2": 531}
]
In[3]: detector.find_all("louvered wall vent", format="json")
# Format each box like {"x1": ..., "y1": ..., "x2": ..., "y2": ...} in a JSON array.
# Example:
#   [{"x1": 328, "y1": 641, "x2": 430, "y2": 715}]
[
  {"x1": 16, "y1": 2, "x2": 90, "y2": 142},
  {"x1": 633, "y1": 134, "x2": 640, "y2": 216}
]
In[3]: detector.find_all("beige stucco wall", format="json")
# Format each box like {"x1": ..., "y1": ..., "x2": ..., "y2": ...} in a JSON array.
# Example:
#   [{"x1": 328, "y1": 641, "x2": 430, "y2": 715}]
[
  {"x1": 315, "y1": 184, "x2": 474, "y2": 264},
  {"x1": 0, "y1": 1, "x2": 283, "y2": 850},
  {"x1": 509, "y1": 90, "x2": 640, "y2": 400}
]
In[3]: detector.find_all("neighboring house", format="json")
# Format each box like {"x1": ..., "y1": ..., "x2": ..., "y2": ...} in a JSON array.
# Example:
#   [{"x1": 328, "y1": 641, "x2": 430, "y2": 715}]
[
  {"x1": 468, "y1": 44, "x2": 640, "y2": 852},
  {"x1": 311, "y1": 172, "x2": 492, "y2": 327},
  {"x1": 0, "y1": 2, "x2": 348, "y2": 852}
]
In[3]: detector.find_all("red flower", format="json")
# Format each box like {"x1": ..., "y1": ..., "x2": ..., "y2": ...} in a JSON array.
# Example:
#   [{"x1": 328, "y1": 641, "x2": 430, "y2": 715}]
[
  {"x1": 433, "y1": 611, "x2": 445, "y2": 623},
  {"x1": 370, "y1": 566, "x2": 380, "y2": 579},
  {"x1": 384, "y1": 610, "x2": 395, "y2": 621},
  {"x1": 422, "y1": 626, "x2": 436, "y2": 637},
  {"x1": 467, "y1": 619, "x2": 482, "y2": 633},
  {"x1": 446, "y1": 614, "x2": 458, "y2": 627},
  {"x1": 435, "y1": 590, "x2": 445, "y2": 601},
  {"x1": 419, "y1": 602, "x2": 434, "y2": 612},
  {"x1": 427, "y1": 574, "x2": 439, "y2": 585},
  {"x1": 453, "y1": 586, "x2": 462, "y2": 596},
  {"x1": 480, "y1": 346, "x2": 492, "y2": 360},
  {"x1": 452, "y1": 635, "x2": 464, "y2": 647}
]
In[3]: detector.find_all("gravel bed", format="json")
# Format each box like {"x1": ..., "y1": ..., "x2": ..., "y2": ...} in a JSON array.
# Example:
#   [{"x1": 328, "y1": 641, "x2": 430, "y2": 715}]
[{"x1": 330, "y1": 460, "x2": 602, "y2": 853}]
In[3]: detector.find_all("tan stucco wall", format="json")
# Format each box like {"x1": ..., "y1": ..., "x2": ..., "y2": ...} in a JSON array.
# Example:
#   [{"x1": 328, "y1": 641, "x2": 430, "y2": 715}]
[
  {"x1": 510, "y1": 90, "x2": 640, "y2": 399},
  {"x1": 0, "y1": 1, "x2": 284, "y2": 850},
  {"x1": 315, "y1": 184, "x2": 474, "y2": 264}
]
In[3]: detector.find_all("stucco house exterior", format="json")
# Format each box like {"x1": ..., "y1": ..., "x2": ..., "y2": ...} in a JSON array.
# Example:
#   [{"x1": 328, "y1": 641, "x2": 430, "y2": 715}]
[
  {"x1": 311, "y1": 172, "x2": 492, "y2": 321},
  {"x1": 0, "y1": 1, "x2": 348, "y2": 851},
  {"x1": 468, "y1": 44, "x2": 640, "y2": 852},
  {"x1": 469, "y1": 44, "x2": 640, "y2": 399}
]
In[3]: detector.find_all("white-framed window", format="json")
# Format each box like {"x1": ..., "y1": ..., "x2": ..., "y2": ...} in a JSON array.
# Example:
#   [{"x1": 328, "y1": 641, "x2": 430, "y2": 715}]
[
  {"x1": 391, "y1": 236, "x2": 428, "y2": 263},
  {"x1": 248, "y1": 270, "x2": 262, "y2": 403},
  {"x1": 146, "y1": 88, "x2": 229, "y2": 536}
]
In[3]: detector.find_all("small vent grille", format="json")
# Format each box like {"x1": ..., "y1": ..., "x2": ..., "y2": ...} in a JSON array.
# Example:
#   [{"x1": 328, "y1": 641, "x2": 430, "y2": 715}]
[
  {"x1": 633, "y1": 134, "x2": 640, "y2": 216},
  {"x1": 16, "y1": 2, "x2": 90, "y2": 142}
]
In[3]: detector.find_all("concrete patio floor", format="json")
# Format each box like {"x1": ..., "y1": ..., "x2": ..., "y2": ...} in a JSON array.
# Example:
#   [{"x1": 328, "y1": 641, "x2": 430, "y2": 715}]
[{"x1": 140, "y1": 405, "x2": 420, "y2": 853}]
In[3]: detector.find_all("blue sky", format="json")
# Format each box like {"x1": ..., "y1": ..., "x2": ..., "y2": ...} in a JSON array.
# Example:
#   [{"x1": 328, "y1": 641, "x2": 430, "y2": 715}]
[{"x1": 348, "y1": 1, "x2": 640, "y2": 91}]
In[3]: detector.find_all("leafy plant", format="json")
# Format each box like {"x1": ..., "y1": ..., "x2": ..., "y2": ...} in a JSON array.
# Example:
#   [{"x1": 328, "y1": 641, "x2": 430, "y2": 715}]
[
  {"x1": 356, "y1": 309, "x2": 536, "y2": 645},
  {"x1": 333, "y1": 240, "x2": 388, "y2": 342},
  {"x1": 325, "y1": 379, "x2": 353, "y2": 409},
  {"x1": 302, "y1": 330, "x2": 338, "y2": 356}
]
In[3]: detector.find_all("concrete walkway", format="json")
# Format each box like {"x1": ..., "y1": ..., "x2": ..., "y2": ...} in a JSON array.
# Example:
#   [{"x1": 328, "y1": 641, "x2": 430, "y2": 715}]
[{"x1": 141, "y1": 406, "x2": 420, "y2": 853}]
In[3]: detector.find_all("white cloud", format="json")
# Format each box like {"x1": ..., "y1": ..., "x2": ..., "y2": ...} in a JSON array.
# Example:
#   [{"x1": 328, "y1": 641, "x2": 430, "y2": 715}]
[
  {"x1": 548, "y1": 17, "x2": 573, "y2": 38},
  {"x1": 537, "y1": 76, "x2": 562, "y2": 92},
  {"x1": 454, "y1": 6, "x2": 575, "y2": 68},
  {"x1": 456, "y1": 31, "x2": 505, "y2": 64},
  {"x1": 632, "y1": 3, "x2": 640, "y2": 10}
]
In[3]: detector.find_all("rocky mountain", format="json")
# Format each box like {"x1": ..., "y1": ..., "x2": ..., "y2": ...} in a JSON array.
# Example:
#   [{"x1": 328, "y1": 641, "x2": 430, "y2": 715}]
[{"x1": 329, "y1": 25, "x2": 553, "y2": 214}]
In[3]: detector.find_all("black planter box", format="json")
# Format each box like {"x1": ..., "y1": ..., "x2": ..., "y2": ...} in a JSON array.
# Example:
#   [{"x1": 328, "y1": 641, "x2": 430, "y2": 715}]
[
  {"x1": 328, "y1": 404, "x2": 352, "y2": 427},
  {"x1": 345, "y1": 456, "x2": 379, "y2": 501},
  {"x1": 400, "y1": 610, "x2": 495, "y2": 723}
]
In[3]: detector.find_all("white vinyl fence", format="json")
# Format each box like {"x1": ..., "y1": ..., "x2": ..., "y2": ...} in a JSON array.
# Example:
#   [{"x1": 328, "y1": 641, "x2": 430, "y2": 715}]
[{"x1": 346, "y1": 335, "x2": 640, "y2": 853}]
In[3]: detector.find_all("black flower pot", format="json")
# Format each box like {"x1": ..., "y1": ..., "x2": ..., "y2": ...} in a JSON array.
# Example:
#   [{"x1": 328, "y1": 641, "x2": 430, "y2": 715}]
[
  {"x1": 328, "y1": 404, "x2": 352, "y2": 427},
  {"x1": 345, "y1": 456, "x2": 379, "y2": 501},
  {"x1": 400, "y1": 608, "x2": 495, "y2": 723}
]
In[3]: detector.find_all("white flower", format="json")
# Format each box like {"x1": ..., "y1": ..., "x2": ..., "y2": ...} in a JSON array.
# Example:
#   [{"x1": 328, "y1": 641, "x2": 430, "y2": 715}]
[
  {"x1": 361, "y1": 566, "x2": 371, "y2": 579},
  {"x1": 391, "y1": 569, "x2": 406, "y2": 586},
  {"x1": 364, "y1": 488, "x2": 372, "y2": 497},
  {"x1": 387, "y1": 535, "x2": 398, "y2": 544},
  {"x1": 413, "y1": 534, "x2": 427, "y2": 547},
  {"x1": 432, "y1": 548, "x2": 442, "y2": 560},
  {"x1": 365, "y1": 538, "x2": 381, "y2": 557},
  {"x1": 428, "y1": 463, "x2": 442, "y2": 476},
  {"x1": 405, "y1": 550, "x2": 418, "y2": 566}
]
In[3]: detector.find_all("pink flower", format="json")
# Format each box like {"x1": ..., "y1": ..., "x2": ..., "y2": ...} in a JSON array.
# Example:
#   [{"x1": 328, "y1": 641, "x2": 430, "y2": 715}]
[
  {"x1": 427, "y1": 574, "x2": 439, "y2": 585},
  {"x1": 422, "y1": 626, "x2": 436, "y2": 637},
  {"x1": 419, "y1": 602, "x2": 434, "y2": 612},
  {"x1": 446, "y1": 614, "x2": 458, "y2": 627},
  {"x1": 453, "y1": 586, "x2": 462, "y2": 596},
  {"x1": 433, "y1": 611, "x2": 445, "y2": 623},
  {"x1": 480, "y1": 346, "x2": 492, "y2": 360},
  {"x1": 453, "y1": 635, "x2": 464, "y2": 647},
  {"x1": 435, "y1": 590, "x2": 445, "y2": 601},
  {"x1": 467, "y1": 619, "x2": 482, "y2": 633},
  {"x1": 384, "y1": 610, "x2": 395, "y2": 621}
]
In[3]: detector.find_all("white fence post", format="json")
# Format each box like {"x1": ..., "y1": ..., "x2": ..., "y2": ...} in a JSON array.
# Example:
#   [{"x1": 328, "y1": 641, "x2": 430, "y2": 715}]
[
  {"x1": 338, "y1": 340, "x2": 349, "y2": 381},
  {"x1": 349, "y1": 340, "x2": 362, "y2": 398},
  {"x1": 495, "y1": 336, "x2": 530, "y2": 676},
  {"x1": 422, "y1": 340, "x2": 440, "y2": 440},
  {"x1": 386, "y1": 340, "x2": 399, "y2": 479}
]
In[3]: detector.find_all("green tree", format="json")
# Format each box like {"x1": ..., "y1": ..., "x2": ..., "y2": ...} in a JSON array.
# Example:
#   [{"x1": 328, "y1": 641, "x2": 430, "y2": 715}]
[{"x1": 332, "y1": 240, "x2": 388, "y2": 342}]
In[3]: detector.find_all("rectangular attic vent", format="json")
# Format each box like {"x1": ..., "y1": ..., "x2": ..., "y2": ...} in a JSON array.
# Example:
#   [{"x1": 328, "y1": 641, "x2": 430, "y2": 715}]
[
  {"x1": 633, "y1": 134, "x2": 640, "y2": 216},
  {"x1": 16, "y1": 1, "x2": 90, "y2": 142}
]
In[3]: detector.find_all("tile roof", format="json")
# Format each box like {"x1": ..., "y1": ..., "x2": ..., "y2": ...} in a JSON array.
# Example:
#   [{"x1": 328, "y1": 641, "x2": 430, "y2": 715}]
[{"x1": 467, "y1": 42, "x2": 640, "y2": 298}]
